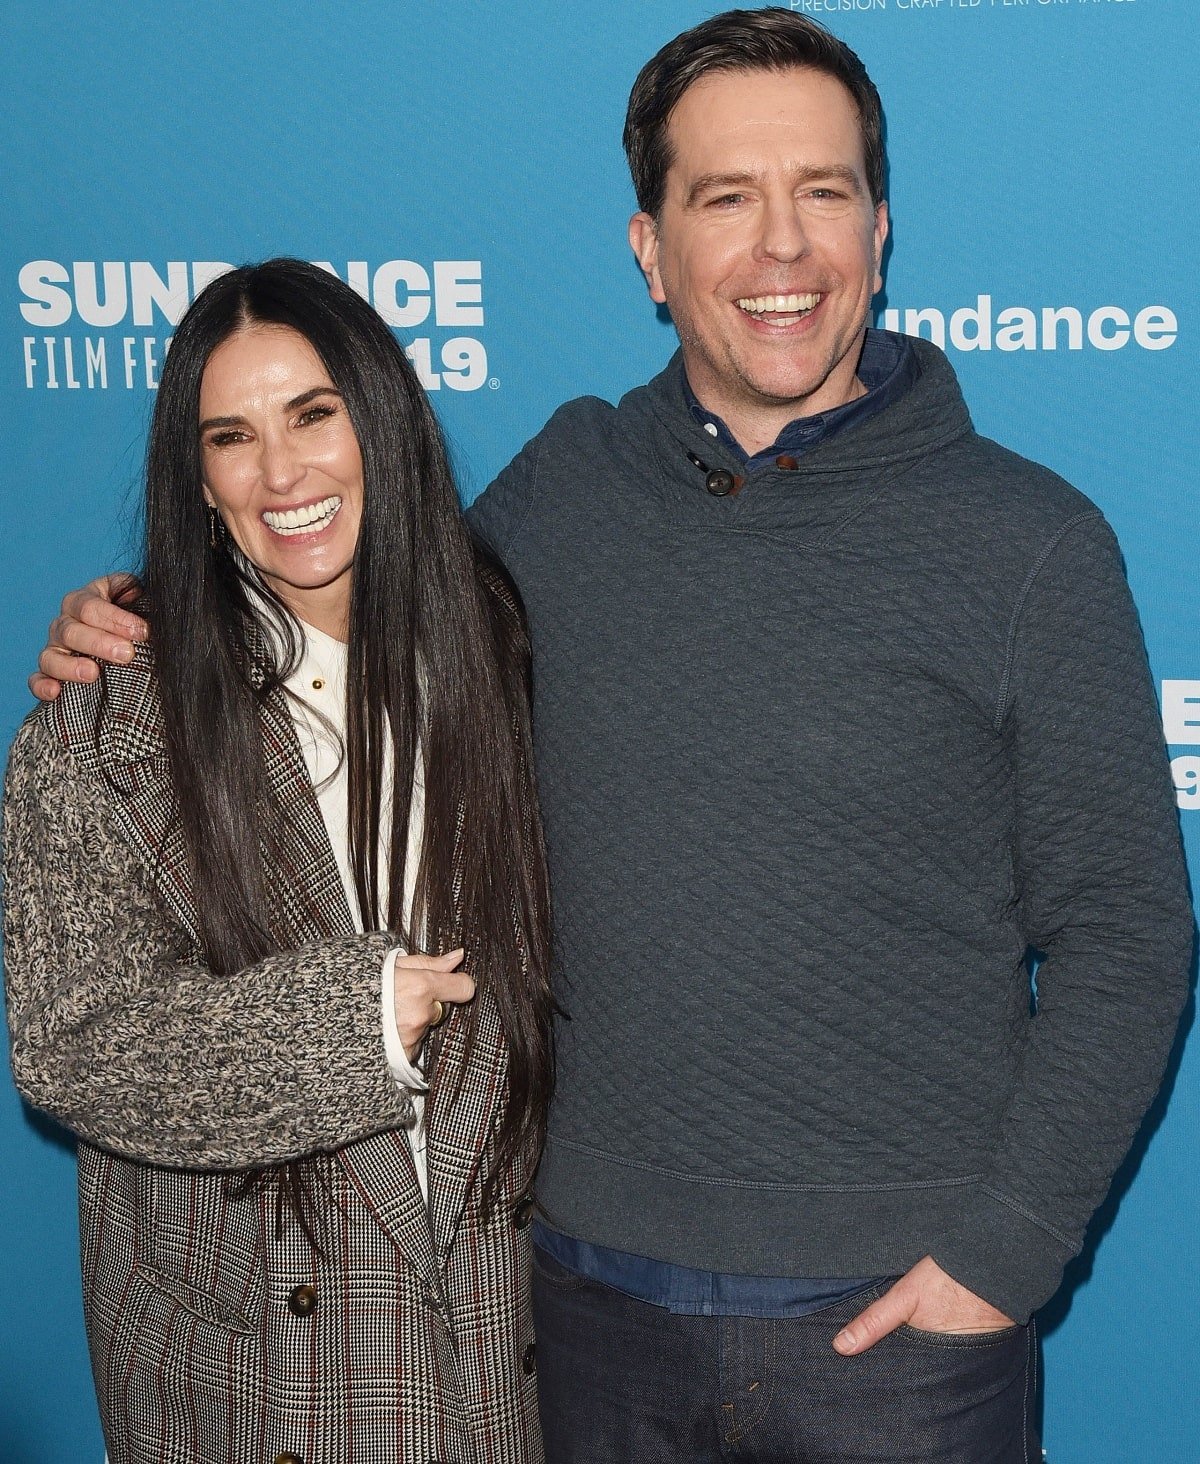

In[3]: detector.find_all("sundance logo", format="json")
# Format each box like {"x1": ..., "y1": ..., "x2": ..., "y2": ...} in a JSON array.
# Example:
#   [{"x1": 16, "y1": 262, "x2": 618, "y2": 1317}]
[
  {"x1": 880, "y1": 294, "x2": 1178, "y2": 353},
  {"x1": 17, "y1": 259, "x2": 491, "y2": 392},
  {"x1": 1163, "y1": 681, "x2": 1200, "y2": 812}
]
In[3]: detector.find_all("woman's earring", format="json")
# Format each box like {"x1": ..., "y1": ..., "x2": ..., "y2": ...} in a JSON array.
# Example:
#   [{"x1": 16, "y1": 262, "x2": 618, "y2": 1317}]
[{"x1": 207, "y1": 505, "x2": 220, "y2": 547}]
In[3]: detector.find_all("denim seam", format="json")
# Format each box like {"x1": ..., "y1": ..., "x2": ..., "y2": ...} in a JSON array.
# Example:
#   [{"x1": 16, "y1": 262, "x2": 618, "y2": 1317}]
[
  {"x1": 897, "y1": 1322, "x2": 1022, "y2": 1349},
  {"x1": 724, "y1": 1321, "x2": 777, "y2": 1445}
]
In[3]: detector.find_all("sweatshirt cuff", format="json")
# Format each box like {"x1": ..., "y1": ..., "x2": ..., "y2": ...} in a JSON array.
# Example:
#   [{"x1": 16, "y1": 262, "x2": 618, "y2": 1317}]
[
  {"x1": 380, "y1": 948, "x2": 430, "y2": 1092},
  {"x1": 929, "y1": 1187, "x2": 1078, "y2": 1324}
]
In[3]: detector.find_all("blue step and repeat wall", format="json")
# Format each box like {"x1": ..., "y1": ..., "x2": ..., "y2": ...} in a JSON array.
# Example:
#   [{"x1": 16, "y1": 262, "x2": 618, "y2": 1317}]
[{"x1": 2, "y1": 2, "x2": 1196, "y2": 1459}]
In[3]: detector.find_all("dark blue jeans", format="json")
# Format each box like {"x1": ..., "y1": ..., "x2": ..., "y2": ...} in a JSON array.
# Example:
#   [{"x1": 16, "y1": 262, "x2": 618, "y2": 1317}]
[{"x1": 532, "y1": 1250, "x2": 1040, "y2": 1463}]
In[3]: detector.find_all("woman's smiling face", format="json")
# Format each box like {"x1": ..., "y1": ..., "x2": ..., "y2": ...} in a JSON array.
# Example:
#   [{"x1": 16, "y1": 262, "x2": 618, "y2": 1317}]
[{"x1": 199, "y1": 323, "x2": 364, "y2": 638}]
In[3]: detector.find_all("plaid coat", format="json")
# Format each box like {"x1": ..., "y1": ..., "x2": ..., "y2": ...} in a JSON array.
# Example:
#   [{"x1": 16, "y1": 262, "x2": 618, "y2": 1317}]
[{"x1": 3, "y1": 648, "x2": 541, "y2": 1464}]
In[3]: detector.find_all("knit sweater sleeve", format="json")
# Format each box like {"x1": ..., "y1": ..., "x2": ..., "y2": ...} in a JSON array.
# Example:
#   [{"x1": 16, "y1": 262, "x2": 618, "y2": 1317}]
[
  {"x1": 930, "y1": 512, "x2": 1194, "y2": 1321},
  {"x1": 3, "y1": 716, "x2": 410, "y2": 1170}
]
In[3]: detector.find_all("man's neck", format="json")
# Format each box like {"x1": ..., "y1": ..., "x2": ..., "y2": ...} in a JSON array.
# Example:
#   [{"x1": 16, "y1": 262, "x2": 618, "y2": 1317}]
[
  {"x1": 721, "y1": 375, "x2": 868, "y2": 458},
  {"x1": 681, "y1": 330, "x2": 917, "y2": 471}
]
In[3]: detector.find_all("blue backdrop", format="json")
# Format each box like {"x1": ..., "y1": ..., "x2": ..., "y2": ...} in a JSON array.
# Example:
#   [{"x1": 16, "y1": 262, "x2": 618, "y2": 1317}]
[{"x1": 2, "y1": 3, "x2": 1196, "y2": 1459}]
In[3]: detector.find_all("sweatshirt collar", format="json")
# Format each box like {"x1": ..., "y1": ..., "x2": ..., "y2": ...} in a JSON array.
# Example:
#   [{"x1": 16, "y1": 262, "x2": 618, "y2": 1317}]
[{"x1": 683, "y1": 328, "x2": 919, "y2": 472}]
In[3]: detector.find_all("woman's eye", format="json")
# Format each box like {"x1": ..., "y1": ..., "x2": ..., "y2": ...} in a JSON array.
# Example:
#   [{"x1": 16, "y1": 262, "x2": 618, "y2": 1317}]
[{"x1": 298, "y1": 404, "x2": 336, "y2": 426}]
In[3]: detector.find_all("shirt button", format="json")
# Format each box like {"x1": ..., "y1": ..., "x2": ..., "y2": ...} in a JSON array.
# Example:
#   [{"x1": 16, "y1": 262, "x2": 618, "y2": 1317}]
[
  {"x1": 311, "y1": 677, "x2": 325, "y2": 690},
  {"x1": 522, "y1": 1341, "x2": 537, "y2": 1375},
  {"x1": 705, "y1": 469, "x2": 735, "y2": 497},
  {"x1": 774, "y1": 454, "x2": 799, "y2": 470},
  {"x1": 286, "y1": 1284, "x2": 318, "y2": 1318}
]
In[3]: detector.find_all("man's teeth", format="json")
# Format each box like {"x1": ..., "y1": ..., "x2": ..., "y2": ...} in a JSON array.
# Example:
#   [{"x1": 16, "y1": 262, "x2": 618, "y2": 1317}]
[
  {"x1": 262, "y1": 496, "x2": 342, "y2": 535},
  {"x1": 736, "y1": 293, "x2": 822, "y2": 315}
]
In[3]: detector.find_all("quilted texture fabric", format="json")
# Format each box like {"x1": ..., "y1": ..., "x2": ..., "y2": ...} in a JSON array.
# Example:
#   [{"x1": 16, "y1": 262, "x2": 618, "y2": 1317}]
[
  {"x1": 3, "y1": 659, "x2": 540, "y2": 1464},
  {"x1": 468, "y1": 335, "x2": 1193, "y2": 1324}
]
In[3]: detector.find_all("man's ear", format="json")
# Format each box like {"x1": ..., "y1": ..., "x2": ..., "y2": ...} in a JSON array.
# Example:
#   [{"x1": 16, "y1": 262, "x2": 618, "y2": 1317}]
[
  {"x1": 872, "y1": 200, "x2": 889, "y2": 296},
  {"x1": 629, "y1": 212, "x2": 667, "y2": 306}
]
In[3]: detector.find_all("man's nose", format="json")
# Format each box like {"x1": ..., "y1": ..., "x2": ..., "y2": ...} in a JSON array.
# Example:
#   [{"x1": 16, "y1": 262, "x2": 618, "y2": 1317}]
[{"x1": 757, "y1": 195, "x2": 810, "y2": 264}]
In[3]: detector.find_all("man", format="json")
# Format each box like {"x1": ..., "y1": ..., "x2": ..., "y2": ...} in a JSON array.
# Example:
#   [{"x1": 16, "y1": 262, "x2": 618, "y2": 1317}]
[{"x1": 31, "y1": 10, "x2": 1192, "y2": 1461}]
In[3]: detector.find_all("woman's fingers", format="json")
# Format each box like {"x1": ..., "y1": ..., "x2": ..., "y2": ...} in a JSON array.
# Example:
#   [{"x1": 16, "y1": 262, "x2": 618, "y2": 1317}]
[{"x1": 392, "y1": 950, "x2": 477, "y2": 1056}]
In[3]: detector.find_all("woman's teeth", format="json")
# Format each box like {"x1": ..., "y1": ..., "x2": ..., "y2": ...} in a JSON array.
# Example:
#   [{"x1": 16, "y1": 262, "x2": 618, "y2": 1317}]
[{"x1": 262, "y1": 495, "x2": 342, "y2": 536}]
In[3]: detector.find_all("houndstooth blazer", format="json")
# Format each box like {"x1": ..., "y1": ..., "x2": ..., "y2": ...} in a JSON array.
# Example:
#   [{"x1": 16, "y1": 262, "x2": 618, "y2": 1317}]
[{"x1": 3, "y1": 647, "x2": 542, "y2": 1464}]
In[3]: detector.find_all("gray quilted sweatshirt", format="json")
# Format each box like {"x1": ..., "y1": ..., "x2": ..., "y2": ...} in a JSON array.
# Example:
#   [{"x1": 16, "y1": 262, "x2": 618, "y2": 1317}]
[{"x1": 468, "y1": 335, "x2": 1193, "y2": 1323}]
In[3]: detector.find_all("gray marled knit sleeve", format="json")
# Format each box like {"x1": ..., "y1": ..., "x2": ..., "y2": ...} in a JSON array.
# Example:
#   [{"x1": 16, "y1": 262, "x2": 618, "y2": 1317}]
[
  {"x1": 930, "y1": 514, "x2": 1194, "y2": 1321},
  {"x1": 3, "y1": 717, "x2": 411, "y2": 1169}
]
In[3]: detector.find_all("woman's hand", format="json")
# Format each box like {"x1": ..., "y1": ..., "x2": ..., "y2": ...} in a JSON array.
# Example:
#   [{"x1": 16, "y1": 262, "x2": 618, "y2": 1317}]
[
  {"x1": 30, "y1": 573, "x2": 149, "y2": 700},
  {"x1": 392, "y1": 948, "x2": 476, "y2": 1059}
]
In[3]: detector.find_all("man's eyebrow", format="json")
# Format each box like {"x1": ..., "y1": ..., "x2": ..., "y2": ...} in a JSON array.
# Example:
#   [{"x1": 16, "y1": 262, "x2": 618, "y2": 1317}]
[
  {"x1": 684, "y1": 171, "x2": 758, "y2": 206},
  {"x1": 684, "y1": 163, "x2": 866, "y2": 207},
  {"x1": 199, "y1": 386, "x2": 342, "y2": 432}
]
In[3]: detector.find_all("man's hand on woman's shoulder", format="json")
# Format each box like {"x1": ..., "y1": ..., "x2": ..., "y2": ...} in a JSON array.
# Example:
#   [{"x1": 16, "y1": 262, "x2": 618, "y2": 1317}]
[{"x1": 31, "y1": 573, "x2": 149, "y2": 700}]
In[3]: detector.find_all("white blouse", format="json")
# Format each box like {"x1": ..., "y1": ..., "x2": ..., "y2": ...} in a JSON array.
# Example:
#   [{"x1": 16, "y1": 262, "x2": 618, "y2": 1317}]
[{"x1": 282, "y1": 619, "x2": 430, "y2": 1200}]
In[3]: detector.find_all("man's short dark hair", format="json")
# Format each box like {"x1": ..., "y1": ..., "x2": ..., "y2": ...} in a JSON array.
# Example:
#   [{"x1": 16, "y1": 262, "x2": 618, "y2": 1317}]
[{"x1": 623, "y1": 7, "x2": 885, "y2": 218}]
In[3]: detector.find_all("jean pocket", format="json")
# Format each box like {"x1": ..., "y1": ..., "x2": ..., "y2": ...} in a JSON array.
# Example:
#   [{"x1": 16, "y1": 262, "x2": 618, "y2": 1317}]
[{"x1": 898, "y1": 1320, "x2": 1023, "y2": 1348}]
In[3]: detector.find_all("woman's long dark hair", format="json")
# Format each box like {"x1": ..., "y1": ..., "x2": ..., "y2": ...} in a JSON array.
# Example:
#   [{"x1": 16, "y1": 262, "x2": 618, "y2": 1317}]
[{"x1": 138, "y1": 258, "x2": 553, "y2": 1218}]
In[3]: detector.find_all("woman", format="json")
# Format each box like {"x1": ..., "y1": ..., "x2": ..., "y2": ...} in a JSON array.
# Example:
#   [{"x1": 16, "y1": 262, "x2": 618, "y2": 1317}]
[{"x1": 4, "y1": 259, "x2": 553, "y2": 1464}]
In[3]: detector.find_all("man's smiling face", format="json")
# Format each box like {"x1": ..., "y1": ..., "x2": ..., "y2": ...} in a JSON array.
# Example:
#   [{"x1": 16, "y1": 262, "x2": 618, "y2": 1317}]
[{"x1": 629, "y1": 66, "x2": 888, "y2": 453}]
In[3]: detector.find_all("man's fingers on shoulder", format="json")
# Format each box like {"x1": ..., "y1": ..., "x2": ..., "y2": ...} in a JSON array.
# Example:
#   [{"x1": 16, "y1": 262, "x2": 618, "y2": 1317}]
[
  {"x1": 107, "y1": 571, "x2": 143, "y2": 608},
  {"x1": 38, "y1": 647, "x2": 100, "y2": 683},
  {"x1": 58, "y1": 576, "x2": 147, "y2": 641},
  {"x1": 48, "y1": 616, "x2": 133, "y2": 665},
  {"x1": 79, "y1": 594, "x2": 146, "y2": 641},
  {"x1": 28, "y1": 673, "x2": 63, "y2": 701}
]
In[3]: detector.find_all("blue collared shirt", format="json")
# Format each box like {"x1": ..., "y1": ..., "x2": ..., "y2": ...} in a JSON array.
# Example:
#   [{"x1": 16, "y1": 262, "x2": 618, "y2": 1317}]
[
  {"x1": 685, "y1": 327, "x2": 918, "y2": 473},
  {"x1": 533, "y1": 1222, "x2": 883, "y2": 1319}
]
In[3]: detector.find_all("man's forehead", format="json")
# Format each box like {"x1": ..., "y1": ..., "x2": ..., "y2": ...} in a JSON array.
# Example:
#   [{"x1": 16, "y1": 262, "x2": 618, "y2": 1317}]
[
  {"x1": 664, "y1": 68, "x2": 867, "y2": 175},
  {"x1": 669, "y1": 65, "x2": 861, "y2": 123}
]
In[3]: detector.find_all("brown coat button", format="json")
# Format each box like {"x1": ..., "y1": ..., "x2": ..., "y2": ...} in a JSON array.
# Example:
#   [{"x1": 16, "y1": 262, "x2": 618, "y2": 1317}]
[
  {"x1": 275, "y1": 1454, "x2": 304, "y2": 1464},
  {"x1": 286, "y1": 1284, "x2": 318, "y2": 1318},
  {"x1": 775, "y1": 454, "x2": 799, "y2": 470},
  {"x1": 512, "y1": 1195, "x2": 535, "y2": 1229},
  {"x1": 522, "y1": 1341, "x2": 536, "y2": 1374}
]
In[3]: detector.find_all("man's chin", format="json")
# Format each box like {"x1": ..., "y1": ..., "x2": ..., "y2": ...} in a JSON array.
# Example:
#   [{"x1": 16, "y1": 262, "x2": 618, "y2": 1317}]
[{"x1": 738, "y1": 353, "x2": 868, "y2": 417}]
